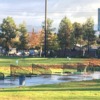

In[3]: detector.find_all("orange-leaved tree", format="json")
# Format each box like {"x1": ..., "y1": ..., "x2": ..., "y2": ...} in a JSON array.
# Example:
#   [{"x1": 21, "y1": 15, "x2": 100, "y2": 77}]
[{"x1": 29, "y1": 30, "x2": 44, "y2": 57}]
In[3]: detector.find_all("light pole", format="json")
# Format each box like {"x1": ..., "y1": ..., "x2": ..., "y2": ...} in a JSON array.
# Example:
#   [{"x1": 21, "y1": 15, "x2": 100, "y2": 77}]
[{"x1": 44, "y1": 0, "x2": 47, "y2": 57}]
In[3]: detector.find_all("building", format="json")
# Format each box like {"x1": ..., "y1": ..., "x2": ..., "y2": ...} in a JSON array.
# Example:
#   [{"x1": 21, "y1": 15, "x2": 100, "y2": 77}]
[
  {"x1": 0, "y1": 46, "x2": 2, "y2": 54},
  {"x1": 98, "y1": 8, "x2": 100, "y2": 31}
]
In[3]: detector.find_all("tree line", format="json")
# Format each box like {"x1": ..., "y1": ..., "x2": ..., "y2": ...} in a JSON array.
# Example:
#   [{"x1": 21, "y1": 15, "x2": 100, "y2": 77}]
[{"x1": 0, "y1": 16, "x2": 100, "y2": 57}]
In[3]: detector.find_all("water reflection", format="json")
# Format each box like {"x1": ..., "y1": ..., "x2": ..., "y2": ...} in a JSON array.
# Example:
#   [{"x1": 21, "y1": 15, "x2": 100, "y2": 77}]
[
  {"x1": 0, "y1": 72, "x2": 100, "y2": 88},
  {"x1": 92, "y1": 72, "x2": 100, "y2": 79}
]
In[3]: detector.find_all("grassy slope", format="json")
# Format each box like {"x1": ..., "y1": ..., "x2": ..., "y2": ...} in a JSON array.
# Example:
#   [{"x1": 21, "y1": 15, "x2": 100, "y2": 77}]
[
  {"x1": 0, "y1": 80, "x2": 100, "y2": 100},
  {"x1": 0, "y1": 57, "x2": 99, "y2": 76}
]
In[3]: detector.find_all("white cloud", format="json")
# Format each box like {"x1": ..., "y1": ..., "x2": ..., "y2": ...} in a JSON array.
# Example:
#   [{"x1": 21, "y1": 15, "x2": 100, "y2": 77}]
[{"x1": 0, "y1": 0, "x2": 99, "y2": 31}]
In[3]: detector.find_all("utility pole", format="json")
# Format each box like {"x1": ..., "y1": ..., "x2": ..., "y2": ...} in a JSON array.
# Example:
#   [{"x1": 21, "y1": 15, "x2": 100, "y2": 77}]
[{"x1": 44, "y1": 0, "x2": 47, "y2": 57}]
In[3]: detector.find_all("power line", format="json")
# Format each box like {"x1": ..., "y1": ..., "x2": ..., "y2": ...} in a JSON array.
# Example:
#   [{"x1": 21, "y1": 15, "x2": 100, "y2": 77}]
[{"x1": 0, "y1": 11, "x2": 97, "y2": 13}]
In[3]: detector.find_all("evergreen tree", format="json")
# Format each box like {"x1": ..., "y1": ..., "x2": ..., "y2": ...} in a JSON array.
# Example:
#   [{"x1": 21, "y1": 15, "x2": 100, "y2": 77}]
[
  {"x1": 83, "y1": 17, "x2": 96, "y2": 54},
  {"x1": 0, "y1": 17, "x2": 17, "y2": 52},
  {"x1": 18, "y1": 22, "x2": 29, "y2": 50},
  {"x1": 58, "y1": 16, "x2": 73, "y2": 50}
]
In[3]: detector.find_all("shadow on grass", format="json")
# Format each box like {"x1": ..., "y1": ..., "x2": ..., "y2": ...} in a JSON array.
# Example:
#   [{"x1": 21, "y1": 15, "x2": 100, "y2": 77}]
[
  {"x1": 0, "y1": 56, "x2": 22, "y2": 59},
  {"x1": 0, "y1": 87, "x2": 100, "y2": 92}
]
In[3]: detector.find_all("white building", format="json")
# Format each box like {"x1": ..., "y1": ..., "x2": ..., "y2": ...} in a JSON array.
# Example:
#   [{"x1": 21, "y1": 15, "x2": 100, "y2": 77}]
[{"x1": 98, "y1": 8, "x2": 100, "y2": 31}]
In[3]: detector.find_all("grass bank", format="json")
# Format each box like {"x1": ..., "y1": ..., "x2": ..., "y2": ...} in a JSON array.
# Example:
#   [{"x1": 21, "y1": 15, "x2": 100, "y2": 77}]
[
  {"x1": 0, "y1": 57, "x2": 84, "y2": 76},
  {"x1": 0, "y1": 57, "x2": 100, "y2": 76}
]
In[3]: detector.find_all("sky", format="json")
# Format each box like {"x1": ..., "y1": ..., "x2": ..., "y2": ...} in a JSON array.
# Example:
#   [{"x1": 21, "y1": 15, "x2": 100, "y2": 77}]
[{"x1": 0, "y1": 0, "x2": 100, "y2": 32}]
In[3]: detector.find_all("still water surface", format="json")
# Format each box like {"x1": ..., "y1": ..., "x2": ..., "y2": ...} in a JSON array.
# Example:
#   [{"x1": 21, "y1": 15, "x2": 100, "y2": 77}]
[{"x1": 0, "y1": 72, "x2": 100, "y2": 88}]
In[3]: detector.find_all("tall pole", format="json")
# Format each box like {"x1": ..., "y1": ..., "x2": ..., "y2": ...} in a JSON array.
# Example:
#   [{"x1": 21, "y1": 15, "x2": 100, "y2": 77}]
[{"x1": 44, "y1": 0, "x2": 47, "y2": 57}]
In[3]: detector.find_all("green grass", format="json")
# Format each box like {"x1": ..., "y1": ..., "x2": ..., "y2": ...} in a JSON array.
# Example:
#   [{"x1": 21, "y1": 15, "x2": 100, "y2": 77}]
[
  {"x1": 0, "y1": 57, "x2": 100, "y2": 99},
  {"x1": 0, "y1": 56, "x2": 87, "y2": 66},
  {"x1": 0, "y1": 79, "x2": 100, "y2": 100}
]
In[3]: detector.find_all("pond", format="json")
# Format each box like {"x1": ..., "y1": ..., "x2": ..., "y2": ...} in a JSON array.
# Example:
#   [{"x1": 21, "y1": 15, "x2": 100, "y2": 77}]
[{"x1": 0, "y1": 72, "x2": 100, "y2": 88}]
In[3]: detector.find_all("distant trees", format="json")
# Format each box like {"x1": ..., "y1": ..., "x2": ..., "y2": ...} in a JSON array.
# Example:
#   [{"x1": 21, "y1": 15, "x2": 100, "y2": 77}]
[{"x1": 0, "y1": 16, "x2": 98, "y2": 57}]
